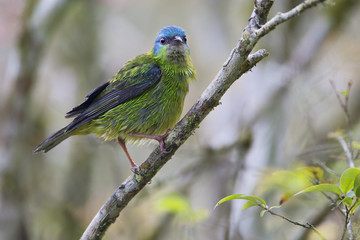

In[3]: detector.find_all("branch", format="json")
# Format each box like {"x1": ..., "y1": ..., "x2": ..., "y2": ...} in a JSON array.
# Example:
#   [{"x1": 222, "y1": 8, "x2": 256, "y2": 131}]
[
  {"x1": 336, "y1": 135, "x2": 354, "y2": 168},
  {"x1": 256, "y1": 0, "x2": 327, "y2": 38},
  {"x1": 266, "y1": 209, "x2": 326, "y2": 240},
  {"x1": 80, "y1": 0, "x2": 326, "y2": 239},
  {"x1": 341, "y1": 209, "x2": 350, "y2": 240}
]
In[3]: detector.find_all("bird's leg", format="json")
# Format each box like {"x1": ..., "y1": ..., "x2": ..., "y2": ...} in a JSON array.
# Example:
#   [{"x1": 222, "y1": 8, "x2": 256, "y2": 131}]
[
  {"x1": 117, "y1": 137, "x2": 138, "y2": 172},
  {"x1": 128, "y1": 129, "x2": 171, "y2": 153}
]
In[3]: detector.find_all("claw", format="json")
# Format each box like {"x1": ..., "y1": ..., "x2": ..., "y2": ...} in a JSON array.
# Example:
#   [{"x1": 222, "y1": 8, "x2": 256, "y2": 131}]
[
  {"x1": 131, "y1": 165, "x2": 139, "y2": 173},
  {"x1": 159, "y1": 140, "x2": 170, "y2": 153}
]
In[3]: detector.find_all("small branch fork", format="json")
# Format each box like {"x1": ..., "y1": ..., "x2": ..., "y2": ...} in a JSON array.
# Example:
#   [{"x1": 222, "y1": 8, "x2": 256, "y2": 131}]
[
  {"x1": 80, "y1": 0, "x2": 327, "y2": 239},
  {"x1": 329, "y1": 80, "x2": 355, "y2": 167}
]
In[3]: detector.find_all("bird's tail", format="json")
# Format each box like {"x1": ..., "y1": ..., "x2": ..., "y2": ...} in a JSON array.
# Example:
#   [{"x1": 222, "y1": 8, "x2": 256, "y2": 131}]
[{"x1": 33, "y1": 127, "x2": 71, "y2": 153}]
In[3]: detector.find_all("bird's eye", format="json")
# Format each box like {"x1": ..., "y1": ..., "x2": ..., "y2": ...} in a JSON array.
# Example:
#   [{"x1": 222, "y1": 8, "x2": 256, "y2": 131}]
[
  {"x1": 160, "y1": 37, "x2": 166, "y2": 44},
  {"x1": 183, "y1": 36, "x2": 187, "y2": 43}
]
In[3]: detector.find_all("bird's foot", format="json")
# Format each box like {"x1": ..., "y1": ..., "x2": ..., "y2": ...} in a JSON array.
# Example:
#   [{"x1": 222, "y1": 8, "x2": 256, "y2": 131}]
[
  {"x1": 157, "y1": 129, "x2": 171, "y2": 153},
  {"x1": 130, "y1": 164, "x2": 139, "y2": 173},
  {"x1": 128, "y1": 129, "x2": 172, "y2": 153}
]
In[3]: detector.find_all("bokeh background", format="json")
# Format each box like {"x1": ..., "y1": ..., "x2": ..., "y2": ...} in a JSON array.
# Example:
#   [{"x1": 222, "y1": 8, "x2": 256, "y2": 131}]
[{"x1": 1, "y1": 0, "x2": 360, "y2": 239}]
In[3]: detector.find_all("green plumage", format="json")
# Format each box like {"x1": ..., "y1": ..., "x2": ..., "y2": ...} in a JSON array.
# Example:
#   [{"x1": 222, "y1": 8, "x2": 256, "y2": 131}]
[{"x1": 34, "y1": 26, "x2": 195, "y2": 156}]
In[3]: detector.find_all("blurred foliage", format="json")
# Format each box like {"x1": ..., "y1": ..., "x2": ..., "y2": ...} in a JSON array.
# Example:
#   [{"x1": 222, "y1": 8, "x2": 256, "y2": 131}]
[
  {"x1": 217, "y1": 167, "x2": 360, "y2": 239},
  {"x1": 155, "y1": 193, "x2": 209, "y2": 224},
  {"x1": 260, "y1": 166, "x2": 325, "y2": 204}
]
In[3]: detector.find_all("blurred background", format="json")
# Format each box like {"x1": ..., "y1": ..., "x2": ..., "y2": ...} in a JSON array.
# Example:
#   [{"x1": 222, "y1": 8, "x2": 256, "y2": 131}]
[{"x1": 1, "y1": 0, "x2": 360, "y2": 239}]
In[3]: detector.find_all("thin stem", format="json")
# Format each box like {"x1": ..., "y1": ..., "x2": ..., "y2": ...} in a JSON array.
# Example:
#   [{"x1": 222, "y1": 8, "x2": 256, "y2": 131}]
[
  {"x1": 341, "y1": 209, "x2": 350, "y2": 240},
  {"x1": 345, "y1": 198, "x2": 359, "y2": 240},
  {"x1": 347, "y1": 218, "x2": 354, "y2": 240},
  {"x1": 336, "y1": 136, "x2": 355, "y2": 168},
  {"x1": 266, "y1": 208, "x2": 326, "y2": 240},
  {"x1": 255, "y1": 0, "x2": 326, "y2": 38},
  {"x1": 329, "y1": 80, "x2": 355, "y2": 168},
  {"x1": 315, "y1": 160, "x2": 340, "y2": 177},
  {"x1": 345, "y1": 81, "x2": 354, "y2": 163}
]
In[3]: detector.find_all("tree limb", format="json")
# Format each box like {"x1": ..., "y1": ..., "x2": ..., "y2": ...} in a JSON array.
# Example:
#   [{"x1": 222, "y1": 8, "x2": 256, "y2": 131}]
[{"x1": 80, "y1": 0, "x2": 326, "y2": 239}]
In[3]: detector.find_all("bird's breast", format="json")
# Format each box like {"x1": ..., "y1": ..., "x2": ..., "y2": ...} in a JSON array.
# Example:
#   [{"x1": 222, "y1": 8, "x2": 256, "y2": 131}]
[{"x1": 140, "y1": 73, "x2": 188, "y2": 132}]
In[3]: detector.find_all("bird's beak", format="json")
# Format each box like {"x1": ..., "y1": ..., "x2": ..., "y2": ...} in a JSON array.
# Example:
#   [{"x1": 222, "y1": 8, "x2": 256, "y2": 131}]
[{"x1": 173, "y1": 35, "x2": 183, "y2": 44}]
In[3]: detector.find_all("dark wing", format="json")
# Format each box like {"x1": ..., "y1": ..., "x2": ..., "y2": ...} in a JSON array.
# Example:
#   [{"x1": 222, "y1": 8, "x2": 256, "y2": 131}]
[
  {"x1": 65, "y1": 63, "x2": 162, "y2": 132},
  {"x1": 65, "y1": 81, "x2": 110, "y2": 118}
]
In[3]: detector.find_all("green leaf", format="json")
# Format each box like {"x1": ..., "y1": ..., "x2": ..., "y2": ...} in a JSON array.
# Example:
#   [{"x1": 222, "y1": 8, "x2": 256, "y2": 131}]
[
  {"x1": 242, "y1": 200, "x2": 258, "y2": 210},
  {"x1": 260, "y1": 210, "x2": 266, "y2": 217},
  {"x1": 215, "y1": 194, "x2": 243, "y2": 208},
  {"x1": 350, "y1": 201, "x2": 360, "y2": 214},
  {"x1": 339, "y1": 168, "x2": 360, "y2": 194},
  {"x1": 279, "y1": 193, "x2": 292, "y2": 205},
  {"x1": 341, "y1": 197, "x2": 353, "y2": 207},
  {"x1": 269, "y1": 205, "x2": 281, "y2": 210},
  {"x1": 156, "y1": 193, "x2": 209, "y2": 223},
  {"x1": 353, "y1": 175, "x2": 360, "y2": 197},
  {"x1": 352, "y1": 141, "x2": 360, "y2": 150},
  {"x1": 355, "y1": 186, "x2": 360, "y2": 198},
  {"x1": 341, "y1": 90, "x2": 348, "y2": 96},
  {"x1": 156, "y1": 193, "x2": 190, "y2": 214},
  {"x1": 237, "y1": 195, "x2": 267, "y2": 207},
  {"x1": 215, "y1": 194, "x2": 267, "y2": 209},
  {"x1": 295, "y1": 184, "x2": 342, "y2": 196},
  {"x1": 300, "y1": 166, "x2": 324, "y2": 181}
]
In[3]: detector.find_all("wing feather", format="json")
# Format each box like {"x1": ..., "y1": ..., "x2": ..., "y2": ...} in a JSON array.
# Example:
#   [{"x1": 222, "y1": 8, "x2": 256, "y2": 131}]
[
  {"x1": 65, "y1": 63, "x2": 162, "y2": 132},
  {"x1": 65, "y1": 81, "x2": 110, "y2": 118}
]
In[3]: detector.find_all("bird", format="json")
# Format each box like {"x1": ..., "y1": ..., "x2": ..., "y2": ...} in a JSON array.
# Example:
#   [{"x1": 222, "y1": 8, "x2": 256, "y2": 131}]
[{"x1": 34, "y1": 26, "x2": 196, "y2": 171}]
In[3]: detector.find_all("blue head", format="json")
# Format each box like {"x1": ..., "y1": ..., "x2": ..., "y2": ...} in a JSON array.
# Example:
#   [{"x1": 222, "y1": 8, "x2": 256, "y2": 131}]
[{"x1": 153, "y1": 26, "x2": 189, "y2": 60}]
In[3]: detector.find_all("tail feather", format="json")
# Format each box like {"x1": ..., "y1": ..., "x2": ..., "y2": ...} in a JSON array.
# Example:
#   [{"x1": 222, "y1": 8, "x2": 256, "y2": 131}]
[{"x1": 34, "y1": 127, "x2": 70, "y2": 153}]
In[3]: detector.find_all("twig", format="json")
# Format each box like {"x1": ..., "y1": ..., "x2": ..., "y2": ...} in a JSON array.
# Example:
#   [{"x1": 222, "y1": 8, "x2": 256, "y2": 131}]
[
  {"x1": 329, "y1": 80, "x2": 354, "y2": 168},
  {"x1": 266, "y1": 209, "x2": 326, "y2": 240},
  {"x1": 314, "y1": 160, "x2": 340, "y2": 177},
  {"x1": 256, "y1": 0, "x2": 327, "y2": 38},
  {"x1": 336, "y1": 136, "x2": 354, "y2": 168},
  {"x1": 341, "y1": 209, "x2": 350, "y2": 240},
  {"x1": 80, "y1": 0, "x2": 327, "y2": 239},
  {"x1": 295, "y1": 205, "x2": 334, "y2": 240},
  {"x1": 343, "y1": 199, "x2": 359, "y2": 240},
  {"x1": 347, "y1": 218, "x2": 354, "y2": 240}
]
